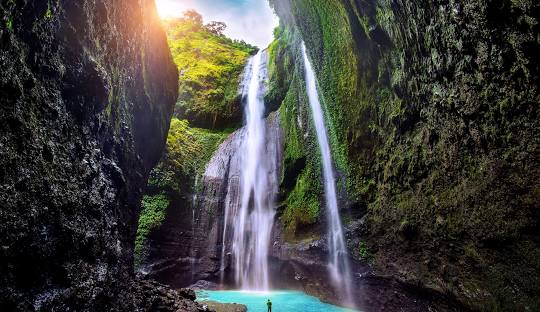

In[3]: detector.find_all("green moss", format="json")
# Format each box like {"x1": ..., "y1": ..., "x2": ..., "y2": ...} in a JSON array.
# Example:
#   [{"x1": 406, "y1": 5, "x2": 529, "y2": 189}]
[
  {"x1": 148, "y1": 118, "x2": 231, "y2": 192},
  {"x1": 266, "y1": 25, "x2": 296, "y2": 111},
  {"x1": 376, "y1": 88, "x2": 403, "y2": 124},
  {"x1": 271, "y1": 0, "x2": 540, "y2": 309},
  {"x1": 135, "y1": 193, "x2": 170, "y2": 265},
  {"x1": 358, "y1": 241, "x2": 373, "y2": 261},
  {"x1": 463, "y1": 243, "x2": 482, "y2": 263},
  {"x1": 282, "y1": 167, "x2": 321, "y2": 236},
  {"x1": 266, "y1": 26, "x2": 329, "y2": 240}
]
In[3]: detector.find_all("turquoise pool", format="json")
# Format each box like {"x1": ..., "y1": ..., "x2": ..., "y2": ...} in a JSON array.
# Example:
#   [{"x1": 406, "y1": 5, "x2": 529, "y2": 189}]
[{"x1": 196, "y1": 290, "x2": 360, "y2": 312}]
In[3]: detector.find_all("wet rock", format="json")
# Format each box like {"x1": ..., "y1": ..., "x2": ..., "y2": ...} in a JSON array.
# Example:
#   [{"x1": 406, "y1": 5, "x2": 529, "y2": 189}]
[
  {"x1": 190, "y1": 280, "x2": 220, "y2": 291},
  {"x1": 202, "y1": 301, "x2": 247, "y2": 312}
]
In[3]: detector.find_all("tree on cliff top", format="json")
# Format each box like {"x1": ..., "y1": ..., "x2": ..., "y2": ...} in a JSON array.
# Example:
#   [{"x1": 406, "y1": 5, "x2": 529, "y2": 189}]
[{"x1": 163, "y1": 10, "x2": 257, "y2": 129}]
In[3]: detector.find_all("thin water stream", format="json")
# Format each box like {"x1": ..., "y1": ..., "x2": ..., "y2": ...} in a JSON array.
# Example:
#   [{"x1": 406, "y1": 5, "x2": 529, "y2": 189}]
[{"x1": 302, "y1": 43, "x2": 354, "y2": 305}]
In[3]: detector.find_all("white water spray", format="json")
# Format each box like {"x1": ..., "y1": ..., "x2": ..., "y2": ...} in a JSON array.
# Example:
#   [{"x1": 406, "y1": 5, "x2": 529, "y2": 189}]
[
  {"x1": 224, "y1": 51, "x2": 276, "y2": 290},
  {"x1": 302, "y1": 43, "x2": 354, "y2": 304}
]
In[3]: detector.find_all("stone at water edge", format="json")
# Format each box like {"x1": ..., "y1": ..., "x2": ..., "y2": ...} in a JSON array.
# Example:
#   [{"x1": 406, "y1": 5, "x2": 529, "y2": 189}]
[{"x1": 203, "y1": 301, "x2": 247, "y2": 312}]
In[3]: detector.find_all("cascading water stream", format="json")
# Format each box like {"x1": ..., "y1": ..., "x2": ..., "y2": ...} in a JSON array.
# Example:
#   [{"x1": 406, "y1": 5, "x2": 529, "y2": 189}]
[
  {"x1": 219, "y1": 50, "x2": 276, "y2": 291},
  {"x1": 301, "y1": 43, "x2": 354, "y2": 305}
]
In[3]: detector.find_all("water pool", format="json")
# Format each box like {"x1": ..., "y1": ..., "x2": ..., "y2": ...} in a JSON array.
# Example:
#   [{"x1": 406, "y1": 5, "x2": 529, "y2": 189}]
[{"x1": 196, "y1": 290, "x2": 360, "y2": 312}]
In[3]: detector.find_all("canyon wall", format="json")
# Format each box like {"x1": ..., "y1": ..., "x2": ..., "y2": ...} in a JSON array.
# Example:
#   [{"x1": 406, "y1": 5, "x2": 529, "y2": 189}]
[
  {"x1": 0, "y1": 1, "x2": 200, "y2": 310},
  {"x1": 268, "y1": 0, "x2": 539, "y2": 310}
]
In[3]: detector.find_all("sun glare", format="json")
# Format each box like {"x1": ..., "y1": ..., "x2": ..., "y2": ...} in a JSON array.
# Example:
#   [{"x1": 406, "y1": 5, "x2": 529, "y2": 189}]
[{"x1": 155, "y1": 0, "x2": 185, "y2": 19}]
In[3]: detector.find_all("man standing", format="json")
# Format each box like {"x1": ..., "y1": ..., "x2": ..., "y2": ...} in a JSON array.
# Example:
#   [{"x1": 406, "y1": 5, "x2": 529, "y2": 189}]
[{"x1": 267, "y1": 299, "x2": 272, "y2": 312}]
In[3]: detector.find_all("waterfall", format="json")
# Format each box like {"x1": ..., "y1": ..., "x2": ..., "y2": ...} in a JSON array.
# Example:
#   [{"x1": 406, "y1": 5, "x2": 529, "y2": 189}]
[
  {"x1": 218, "y1": 50, "x2": 276, "y2": 290},
  {"x1": 301, "y1": 43, "x2": 354, "y2": 304}
]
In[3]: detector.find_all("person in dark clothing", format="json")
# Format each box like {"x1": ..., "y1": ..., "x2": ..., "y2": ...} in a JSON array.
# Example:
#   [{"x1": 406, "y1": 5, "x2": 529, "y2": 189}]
[{"x1": 267, "y1": 299, "x2": 272, "y2": 312}]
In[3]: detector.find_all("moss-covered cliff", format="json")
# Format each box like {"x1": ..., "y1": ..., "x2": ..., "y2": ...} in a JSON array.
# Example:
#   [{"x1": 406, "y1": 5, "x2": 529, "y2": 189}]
[
  {"x1": 266, "y1": 26, "x2": 324, "y2": 239},
  {"x1": 0, "y1": 1, "x2": 200, "y2": 311},
  {"x1": 164, "y1": 12, "x2": 256, "y2": 129},
  {"x1": 268, "y1": 0, "x2": 540, "y2": 310}
]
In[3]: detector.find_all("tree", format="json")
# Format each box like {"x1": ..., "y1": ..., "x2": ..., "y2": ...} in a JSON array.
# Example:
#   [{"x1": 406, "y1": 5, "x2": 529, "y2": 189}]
[
  {"x1": 205, "y1": 21, "x2": 226, "y2": 36},
  {"x1": 183, "y1": 9, "x2": 203, "y2": 26}
]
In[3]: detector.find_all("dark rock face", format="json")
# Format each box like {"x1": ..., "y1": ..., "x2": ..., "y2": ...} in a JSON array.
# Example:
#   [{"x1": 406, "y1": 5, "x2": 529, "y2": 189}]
[
  {"x1": 270, "y1": 221, "x2": 467, "y2": 312},
  {"x1": 142, "y1": 125, "x2": 244, "y2": 287},
  {"x1": 0, "y1": 1, "x2": 201, "y2": 311},
  {"x1": 269, "y1": 0, "x2": 539, "y2": 310}
]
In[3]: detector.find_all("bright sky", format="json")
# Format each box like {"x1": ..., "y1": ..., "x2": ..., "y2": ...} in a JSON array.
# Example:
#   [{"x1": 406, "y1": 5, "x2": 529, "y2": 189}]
[{"x1": 155, "y1": 0, "x2": 279, "y2": 48}]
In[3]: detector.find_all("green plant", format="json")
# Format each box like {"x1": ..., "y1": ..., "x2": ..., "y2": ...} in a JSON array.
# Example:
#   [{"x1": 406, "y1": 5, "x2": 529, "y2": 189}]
[
  {"x1": 148, "y1": 118, "x2": 232, "y2": 192},
  {"x1": 358, "y1": 241, "x2": 373, "y2": 260},
  {"x1": 45, "y1": 7, "x2": 52, "y2": 19},
  {"x1": 134, "y1": 193, "x2": 170, "y2": 265},
  {"x1": 282, "y1": 167, "x2": 322, "y2": 235}
]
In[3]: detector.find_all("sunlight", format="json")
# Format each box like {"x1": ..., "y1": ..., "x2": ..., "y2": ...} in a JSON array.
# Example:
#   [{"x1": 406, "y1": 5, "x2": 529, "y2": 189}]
[{"x1": 155, "y1": 0, "x2": 187, "y2": 19}]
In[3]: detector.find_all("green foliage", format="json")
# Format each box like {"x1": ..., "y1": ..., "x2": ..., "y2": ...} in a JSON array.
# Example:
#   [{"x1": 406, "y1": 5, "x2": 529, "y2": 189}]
[
  {"x1": 135, "y1": 193, "x2": 170, "y2": 264},
  {"x1": 267, "y1": 26, "x2": 328, "y2": 240},
  {"x1": 282, "y1": 167, "x2": 321, "y2": 236},
  {"x1": 358, "y1": 241, "x2": 373, "y2": 261},
  {"x1": 163, "y1": 11, "x2": 256, "y2": 127},
  {"x1": 266, "y1": 25, "x2": 295, "y2": 111},
  {"x1": 44, "y1": 1, "x2": 53, "y2": 19},
  {"x1": 148, "y1": 118, "x2": 232, "y2": 192}
]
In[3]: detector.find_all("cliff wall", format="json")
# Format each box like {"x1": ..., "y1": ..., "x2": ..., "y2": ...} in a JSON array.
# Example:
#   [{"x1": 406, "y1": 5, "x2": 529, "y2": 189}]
[
  {"x1": 268, "y1": 0, "x2": 540, "y2": 310},
  {"x1": 0, "y1": 1, "x2": 199, "y2": 310}
]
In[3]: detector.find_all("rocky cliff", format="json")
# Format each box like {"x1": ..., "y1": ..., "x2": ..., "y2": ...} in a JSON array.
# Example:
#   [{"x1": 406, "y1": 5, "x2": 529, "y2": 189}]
[
  {"x1": 0, "y1": 1, "x2": 201, "y2": 311},
  {"x1": 140, "y1": 109, "x2": 283, "y2": 289},
  {"x1": 268, "y1": 0, "x2": 539, "y2": 310}
]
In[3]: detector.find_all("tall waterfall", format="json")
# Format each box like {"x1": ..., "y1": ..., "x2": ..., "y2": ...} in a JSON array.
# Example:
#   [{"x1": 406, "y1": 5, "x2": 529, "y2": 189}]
[
  {"x1": 219, "y1": 50, "x2": 277, "y2": 290},
  {"x1": 301, "y1": 43, "x2": 354, "y2": 303}
]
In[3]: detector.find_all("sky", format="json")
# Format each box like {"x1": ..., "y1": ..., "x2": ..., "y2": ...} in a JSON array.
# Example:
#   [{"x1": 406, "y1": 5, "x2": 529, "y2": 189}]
[{"x1": 155, "y1": 0, "x2": 279, "y2": 48}]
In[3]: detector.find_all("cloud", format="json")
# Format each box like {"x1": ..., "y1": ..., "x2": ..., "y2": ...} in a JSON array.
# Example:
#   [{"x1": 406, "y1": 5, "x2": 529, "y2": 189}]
[{"x1": 156, "y1": 0, "x2": 279, "y2": 48}]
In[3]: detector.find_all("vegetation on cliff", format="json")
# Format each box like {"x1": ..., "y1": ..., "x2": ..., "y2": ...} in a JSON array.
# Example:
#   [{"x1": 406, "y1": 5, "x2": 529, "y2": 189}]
[
  {"x1": 164, "y1": 10, "x2": 256, "y2": 128},
  {"x1": 147, "y1": 118, "x2": 233, "y2": 192},
  {"x1": 135, "y1": 193, "x2": 170, "y2": 264},
  {"x1": 266, "y1": 26, "x2": 326, "y2": 238},
  {"x1": 269, "y1": 0, "x2": 540, "y2": 310}
]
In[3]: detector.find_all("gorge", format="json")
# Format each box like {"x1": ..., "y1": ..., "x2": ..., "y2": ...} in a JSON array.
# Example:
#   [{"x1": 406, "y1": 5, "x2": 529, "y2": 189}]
[{"x1": 1, "y1": 0, "x2": 539, "y2": 312}]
